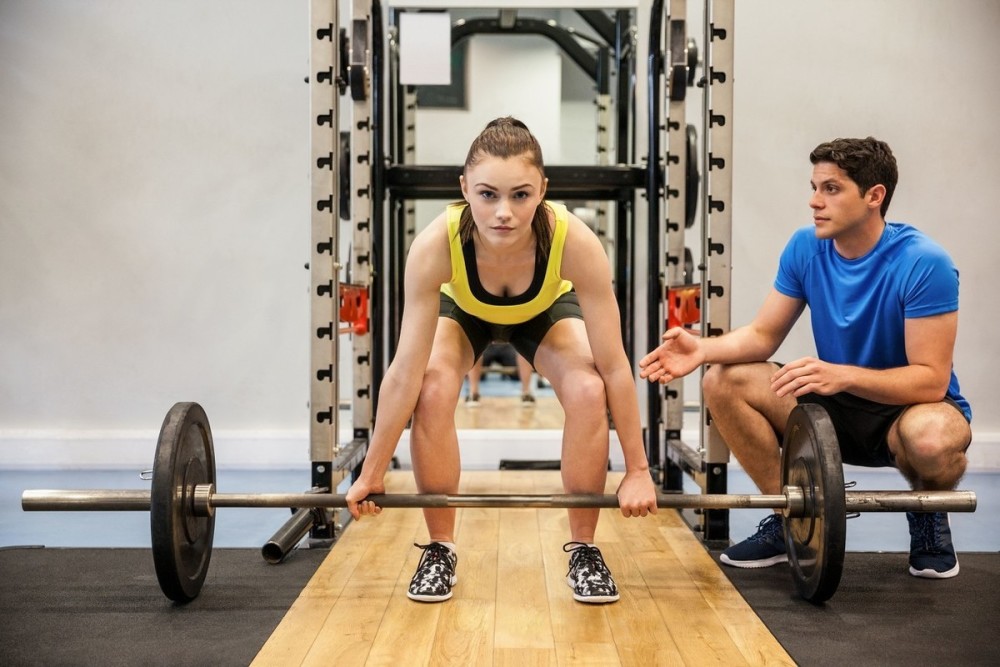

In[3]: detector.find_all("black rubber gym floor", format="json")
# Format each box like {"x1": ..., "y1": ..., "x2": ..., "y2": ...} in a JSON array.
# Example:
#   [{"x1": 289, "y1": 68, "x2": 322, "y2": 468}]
[
  {"x1": 1, "y1": 546, "x2": 996, "y2": 666},
  {"x1": 717, "y1": 550, "x2": 1000, "y2": 666},
  {"x1": 0, "y1": 547, "x2": 327, "y2": 667}
]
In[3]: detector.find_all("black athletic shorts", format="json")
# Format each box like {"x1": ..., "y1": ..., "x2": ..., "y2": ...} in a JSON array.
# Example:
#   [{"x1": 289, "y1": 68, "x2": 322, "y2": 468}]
[
  {"x1": 438, "y1": 291, "x2": 582, "y2": 366},
  {"x1": 795, "y1": 392, "x2": 969, "y2": 468},
  {"x1": 481, "y1": 343, "x2": 518, "y2": 367}
]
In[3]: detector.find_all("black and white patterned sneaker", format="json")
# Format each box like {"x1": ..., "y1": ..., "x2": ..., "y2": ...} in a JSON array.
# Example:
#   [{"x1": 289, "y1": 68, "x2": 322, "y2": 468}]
[
  {"x1": 407, "y1": 542, "x2": 458, "y2": 602},
  {"x1": 563, "y1": 542, "x2": 620, "y2": 604}
]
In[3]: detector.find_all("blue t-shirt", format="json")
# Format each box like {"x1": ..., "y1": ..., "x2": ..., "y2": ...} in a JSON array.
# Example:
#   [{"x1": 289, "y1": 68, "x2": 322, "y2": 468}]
[{"x1": 774, "y1": 223, "x2": 971, "y2": 420}]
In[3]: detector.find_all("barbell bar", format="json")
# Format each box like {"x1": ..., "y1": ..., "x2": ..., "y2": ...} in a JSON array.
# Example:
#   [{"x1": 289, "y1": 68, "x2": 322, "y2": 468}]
[
  {"x1": 18, "y1": 402, "x2": 979, "y2": 605},
  {"x1": 22, "y1": 487, "x2": 976, "y2": 514}
]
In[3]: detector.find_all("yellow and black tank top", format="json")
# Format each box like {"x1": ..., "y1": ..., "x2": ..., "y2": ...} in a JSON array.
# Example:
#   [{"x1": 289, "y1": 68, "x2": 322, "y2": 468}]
[{"x1": 440, "y1": 201, "x2": 574, "y2": 325}]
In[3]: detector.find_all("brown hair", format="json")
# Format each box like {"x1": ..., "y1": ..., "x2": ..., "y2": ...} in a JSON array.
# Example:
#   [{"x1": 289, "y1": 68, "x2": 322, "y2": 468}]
[
  {"x1": 810, "y1": 137, "x2": 898, "y2": 218},
  {"x1": 459, "y1": 117, "x2": 553, "y2": 257}
]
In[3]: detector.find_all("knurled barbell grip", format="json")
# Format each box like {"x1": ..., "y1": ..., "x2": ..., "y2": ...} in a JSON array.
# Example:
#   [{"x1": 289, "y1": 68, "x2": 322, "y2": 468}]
[{"x1": 207, "y1": 491, "x2": 790, "y2": 511}]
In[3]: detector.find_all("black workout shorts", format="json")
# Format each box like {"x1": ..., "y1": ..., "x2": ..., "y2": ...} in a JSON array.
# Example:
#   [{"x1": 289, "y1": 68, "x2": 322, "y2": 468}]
[
  {"x1": 795, "y1": 392, "x2": 969, "y2": 467},
  {"x1": 438, "y1": 291, "x2": 582, "y2": 366}
]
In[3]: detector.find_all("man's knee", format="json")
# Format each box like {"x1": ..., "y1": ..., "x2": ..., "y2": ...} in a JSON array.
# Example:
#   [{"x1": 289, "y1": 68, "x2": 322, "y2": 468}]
[
  {"x1": 898, "y1": 405, "x2": 970, "y2": 462},
  {"x1": 702, "y1": 364, "x2": 721, "y2": 397},
  {"x1": 702, "y1": 363, "x2": 762, "y2": 403},
  {"x1": 894, "y1": 404, "x2": 971, "y2": 488}
]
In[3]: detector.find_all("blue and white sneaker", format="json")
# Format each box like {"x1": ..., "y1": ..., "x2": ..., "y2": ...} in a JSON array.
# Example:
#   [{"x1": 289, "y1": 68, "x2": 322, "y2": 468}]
[
  {"x1": 907, "y1": 512, "x2": 960, "y2": 579},
  {"x1": 720, "y1": 514, "x2": 788, "y2": 568},
  {"x1": 407, "y1": 542, "x2": 458, "y2": 602}
]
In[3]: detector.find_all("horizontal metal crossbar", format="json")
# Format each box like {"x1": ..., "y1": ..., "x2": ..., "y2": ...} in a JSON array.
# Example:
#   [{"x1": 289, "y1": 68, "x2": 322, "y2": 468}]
[{"x1": 385, "y1": 165, "x2": 648, "y2": 200}]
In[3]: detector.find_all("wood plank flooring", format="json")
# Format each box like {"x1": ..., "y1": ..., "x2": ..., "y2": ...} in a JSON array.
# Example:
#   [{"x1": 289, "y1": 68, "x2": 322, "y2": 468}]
[
  {"x1": 252, "y1": 471, "x2": 794, "y2": 667},
  {"x1": 454, "y1": 396, "x2": 565, "y2": 430}
]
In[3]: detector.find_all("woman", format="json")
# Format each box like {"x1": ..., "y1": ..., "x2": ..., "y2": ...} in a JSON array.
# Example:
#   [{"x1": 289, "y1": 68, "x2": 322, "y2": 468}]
[{"x1": 345, "y1": 117, "x2": 657, "y2": 604}]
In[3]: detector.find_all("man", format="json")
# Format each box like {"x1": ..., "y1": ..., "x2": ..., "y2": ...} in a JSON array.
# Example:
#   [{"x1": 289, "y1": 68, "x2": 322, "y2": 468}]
[{"x1": 639, "y1": 137, "x2": 972, "y2": 578}]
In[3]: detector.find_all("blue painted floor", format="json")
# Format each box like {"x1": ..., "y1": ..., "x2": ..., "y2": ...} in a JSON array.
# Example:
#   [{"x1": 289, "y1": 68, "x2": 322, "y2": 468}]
[
  {"x1": 2, "y1": 466, "x2": 996, "y2": 553},
  {"x1": 2, "y1": 375, "x2": 996, "y2": 554},
  {"x1": 699, "y1": 468, "x2": 999, "y2": 553},
  {"x1": 3, "y1": 468, "x2": 320, "y2": 549}
]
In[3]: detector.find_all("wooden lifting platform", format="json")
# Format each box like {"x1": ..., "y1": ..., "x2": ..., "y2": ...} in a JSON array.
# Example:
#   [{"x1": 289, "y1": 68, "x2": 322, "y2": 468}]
[{"x1": 251, "y1": 470, "x2": 794, "y2": 666}]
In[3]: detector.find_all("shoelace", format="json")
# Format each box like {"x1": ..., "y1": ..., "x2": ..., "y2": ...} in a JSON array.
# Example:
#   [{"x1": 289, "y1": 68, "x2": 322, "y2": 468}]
[
  {"x1": 910, "y1": 513, "x2": 943, "y2": 549},
  {"x1": 414, "y1": 542, "x2": 455, "y2": 574},
  {"x1": 563, "y1": 542, "x2": 609, "y2": 575},
  {"x1": 748, "y1": 514, "x2": 783, "y2": 543}
]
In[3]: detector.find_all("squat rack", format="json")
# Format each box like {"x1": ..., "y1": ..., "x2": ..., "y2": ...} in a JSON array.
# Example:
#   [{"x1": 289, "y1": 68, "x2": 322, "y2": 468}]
[{"x1": 302, "y1": 0, "x2": 734, "y2": 552}]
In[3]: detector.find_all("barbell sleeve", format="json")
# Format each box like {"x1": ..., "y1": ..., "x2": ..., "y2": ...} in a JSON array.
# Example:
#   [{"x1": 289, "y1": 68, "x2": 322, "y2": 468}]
[
  {"x1": 22, "y1": 489, "x2": 152, "y2": 512},
  {"x1": 844, "y1": 490, "x2": 978, "y2": 513}
]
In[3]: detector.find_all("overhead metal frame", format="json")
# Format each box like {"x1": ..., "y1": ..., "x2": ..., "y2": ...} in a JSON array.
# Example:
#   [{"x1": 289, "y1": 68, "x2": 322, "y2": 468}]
[
  {"x1": 451, "y1": 17, "x2": 609, "y2": 93},
  {"x1": 313, "y1": 1, "x2": 743, "y2": 546}
]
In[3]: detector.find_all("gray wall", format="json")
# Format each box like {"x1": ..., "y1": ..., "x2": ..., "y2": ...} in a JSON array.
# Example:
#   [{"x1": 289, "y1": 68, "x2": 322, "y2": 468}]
[{"x1": 1, "y1": 1, "x2": 997, "y2": 466}]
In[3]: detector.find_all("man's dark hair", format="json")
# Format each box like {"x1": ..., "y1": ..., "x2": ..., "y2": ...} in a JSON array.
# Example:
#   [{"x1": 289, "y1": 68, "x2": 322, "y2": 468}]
[{"x1": 810, "y1": 137, "x2": 898, "y2": 217}]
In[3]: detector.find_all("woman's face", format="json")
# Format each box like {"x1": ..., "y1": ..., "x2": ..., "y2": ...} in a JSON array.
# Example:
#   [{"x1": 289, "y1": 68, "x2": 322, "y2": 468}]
[{"x1": 460, "y1": 154, "x2": 547, "y2": 248}]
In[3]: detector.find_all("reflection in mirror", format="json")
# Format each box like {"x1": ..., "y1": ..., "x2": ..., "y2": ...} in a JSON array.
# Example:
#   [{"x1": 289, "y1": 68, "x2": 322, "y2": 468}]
[{"x1": 395, "y1": 7, "x2": 637, "y2": 430}]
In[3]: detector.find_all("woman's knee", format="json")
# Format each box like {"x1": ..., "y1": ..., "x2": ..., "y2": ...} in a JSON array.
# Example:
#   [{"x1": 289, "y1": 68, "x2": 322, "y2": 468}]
[
  {"x1": 413, "y1": 365, "x2": 463, "y2": 420},
  {"x1": 557, "y1": 369, "x2": 607, "y2": 415}
]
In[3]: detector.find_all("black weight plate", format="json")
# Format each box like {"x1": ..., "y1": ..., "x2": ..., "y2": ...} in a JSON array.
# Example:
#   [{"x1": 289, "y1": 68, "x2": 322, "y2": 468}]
[
  {"x1": 686, "y1": 38, "x2": 698, "y2": 86},
  {"x1": 339, "y1": 131, "x2": 351, "y2": 221},
  {"x1": 781, "y1": 403, "x2": 846, "y2": 603},
  {"x1": 669, "y1": 64, "x2": 687, "y2": 102},
  {"x1": 151, "y1": 402, "x2": 216, "y2": 603},
  {"x1": 683, "y1": 246, "x2": 694, "y2": 285}
]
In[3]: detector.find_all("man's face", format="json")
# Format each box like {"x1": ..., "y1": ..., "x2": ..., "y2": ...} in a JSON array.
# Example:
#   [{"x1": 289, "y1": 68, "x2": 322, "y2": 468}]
[{"x1": 809, "y1": 161, "x2": 875, "y2": 240}]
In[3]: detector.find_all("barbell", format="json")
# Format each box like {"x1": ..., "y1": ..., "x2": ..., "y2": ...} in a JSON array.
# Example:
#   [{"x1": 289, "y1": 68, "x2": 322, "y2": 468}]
[{"x1": 21, "y1": 402, "x2": 977, "y2": 604}]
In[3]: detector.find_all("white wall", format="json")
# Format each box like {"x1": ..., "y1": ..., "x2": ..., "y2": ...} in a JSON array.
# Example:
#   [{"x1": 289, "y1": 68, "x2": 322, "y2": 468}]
[
  {"x1": 416, "y1": 35, "x2": 563, "y2": 164},
  {"x1": 729, "y1": 0, "x2": 1000, "y2": 438},
  {"x1": 0, "y1": 2, "x2": 310, "y2": 437},
  {"x1": 1, "y1": 1, "x2": 998, "y2": 469},
  {"x1": 412, "y1": 34, "x2": 565, "y2": 225}
]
